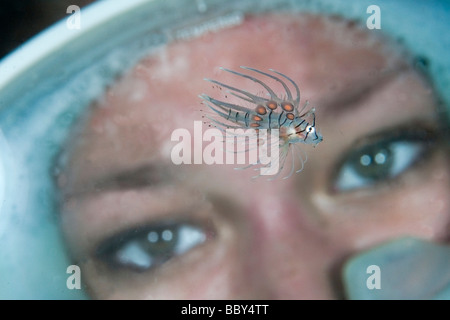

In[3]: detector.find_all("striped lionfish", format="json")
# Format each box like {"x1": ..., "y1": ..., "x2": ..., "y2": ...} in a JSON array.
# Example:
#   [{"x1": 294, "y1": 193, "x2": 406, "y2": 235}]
[{"x1": 199, "y1": 66, "x2": 323, "y2": 179}]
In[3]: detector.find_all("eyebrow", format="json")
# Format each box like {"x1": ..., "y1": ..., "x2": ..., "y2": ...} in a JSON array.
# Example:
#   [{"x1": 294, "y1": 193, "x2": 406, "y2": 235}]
[
  {"x1": 323, "y1": 65, "x2": 407, "y2": 116},
  {"x1": 67, "y1": 164, "x2": 172, "y2": 198}
]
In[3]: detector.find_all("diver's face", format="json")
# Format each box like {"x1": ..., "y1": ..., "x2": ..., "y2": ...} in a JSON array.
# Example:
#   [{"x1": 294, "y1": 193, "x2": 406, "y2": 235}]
[{"x1": 59, "y1": 14, "x2": 449, "y2": 299}]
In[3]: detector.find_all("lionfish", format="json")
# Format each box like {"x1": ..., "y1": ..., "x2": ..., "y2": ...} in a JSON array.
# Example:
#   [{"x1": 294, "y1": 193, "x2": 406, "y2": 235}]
[{"x1": 199, "y1": 66, "x2": 323, "y2": 179}]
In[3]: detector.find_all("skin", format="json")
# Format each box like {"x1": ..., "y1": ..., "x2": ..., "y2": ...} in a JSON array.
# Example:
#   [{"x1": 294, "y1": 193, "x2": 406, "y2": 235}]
[{"x1": 58, "y1": 14, "x2": 449, "y2": 299}]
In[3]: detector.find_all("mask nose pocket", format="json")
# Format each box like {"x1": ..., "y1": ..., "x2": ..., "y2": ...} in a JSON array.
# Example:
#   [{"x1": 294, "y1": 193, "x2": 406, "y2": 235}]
[{"x1": 342, "y1": 237, "x2": 450, "y2": 300}]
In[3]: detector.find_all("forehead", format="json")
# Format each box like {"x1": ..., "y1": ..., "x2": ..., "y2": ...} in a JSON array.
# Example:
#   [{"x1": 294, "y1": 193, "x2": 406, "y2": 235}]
[
  {"x1": 84, "y1": 13, "x2": 400, "y2": 132},
  {"x1": 143, "y1": 13, "x2": 398, "y2": 104},
  {"x1": 62, "y1": 13, "x2": 408, "y2": 187}
]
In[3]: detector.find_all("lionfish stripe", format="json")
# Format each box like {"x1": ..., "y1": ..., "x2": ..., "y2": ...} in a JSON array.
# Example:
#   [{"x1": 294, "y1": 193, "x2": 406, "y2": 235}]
[
  {"x1": 277, "y1": 111, "x2": 284, "y2": 127},
  {"x1": 295, "y1": 119, "x2": 305, "y2": 128},
  {"x1": 268, "y1": 110, "x2": 273, "y2": 128}
]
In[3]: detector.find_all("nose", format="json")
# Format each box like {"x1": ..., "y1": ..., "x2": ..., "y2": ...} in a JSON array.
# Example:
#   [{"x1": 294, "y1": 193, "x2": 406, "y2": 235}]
[{"x1": 238, "y1": 192, "x2": 342, "y2": 299}]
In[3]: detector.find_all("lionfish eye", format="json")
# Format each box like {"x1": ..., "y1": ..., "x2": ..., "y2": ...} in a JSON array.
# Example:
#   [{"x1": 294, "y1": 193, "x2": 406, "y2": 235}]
[{"x1": 306, "y1": 125, "x2": 313, "y2": 133}]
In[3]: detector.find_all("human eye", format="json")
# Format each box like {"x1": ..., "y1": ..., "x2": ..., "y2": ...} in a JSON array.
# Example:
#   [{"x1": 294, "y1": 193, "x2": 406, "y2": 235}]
[
  {"x1": 333, "y1": 126, "x2": 438, "y2": 192},
  {"x1": 96, "y1": 222, "x2": 207, "y2": 272}
]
